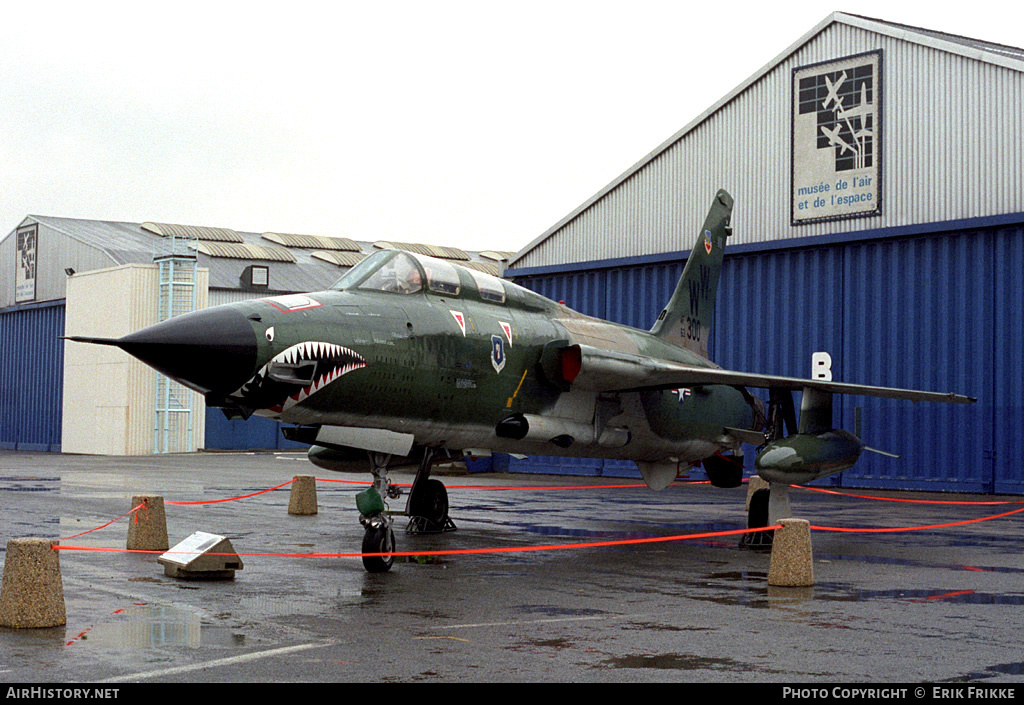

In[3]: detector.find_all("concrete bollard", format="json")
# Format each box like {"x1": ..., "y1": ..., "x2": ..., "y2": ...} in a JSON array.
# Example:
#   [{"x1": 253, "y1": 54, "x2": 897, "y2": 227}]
[
  {"x1": 768, "y1": 518, "x2": 814, "y2": 587},
  {"x1": 746, "y1": 476, "x2": 770, "y2": 511},
  {"x1": 0, "y1": 538, "x2": 66, "y2": 629},
  {"x1": 288, "y1": 475, "x2": 318, "y2": 516},
  {"x1": 126, "y1": 495, "x2": 169, "y2": 551}
]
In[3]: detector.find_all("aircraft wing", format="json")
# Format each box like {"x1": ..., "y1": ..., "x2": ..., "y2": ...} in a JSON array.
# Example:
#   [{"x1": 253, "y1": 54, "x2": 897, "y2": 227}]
[{"x1": 568, "y1": 345, "x2": 975, "y2": 404}]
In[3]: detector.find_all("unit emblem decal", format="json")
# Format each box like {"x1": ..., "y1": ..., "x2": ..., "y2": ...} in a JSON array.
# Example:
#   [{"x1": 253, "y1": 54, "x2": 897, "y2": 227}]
[
  {"x1": 450, "y1": 311, "x2": 466, "y2": 336},
  {"x1": 703, "y1": 230, "x2": 713, "y2": 255},
  {"x1": 499, "y1": 321, "x2": 513, "y2": 347},
  {"x1": 490, "y1": 335, "x2": 506, "y2": 374}
]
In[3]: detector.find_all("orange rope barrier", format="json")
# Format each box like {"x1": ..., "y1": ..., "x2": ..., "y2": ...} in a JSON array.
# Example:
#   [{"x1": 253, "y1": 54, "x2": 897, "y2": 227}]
[
  {"x1": 797, "y1": 484, "x2": 1024, "y2": 505},
  {"x1": 165, "y1": 479, "x2": 297, "y2": 505},
  {"x1": 53, "y1": 500, "x2": 1024, "y2": 560},
  {"x1": 53, "y1": 525, "x2": 780, "y2": 559},
  {"x1": 58, "y1": 502, "x2": 145, "y2": 542},
  {"x1": 49, "y1": 475, "x2": 1024, "y2": 559},
  {"x1": 810, "y1": 504, "x2": 1024, "y2": 533}
]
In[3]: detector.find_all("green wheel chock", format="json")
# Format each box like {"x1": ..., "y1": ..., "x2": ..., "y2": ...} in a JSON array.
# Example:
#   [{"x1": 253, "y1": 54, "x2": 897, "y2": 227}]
[{"x1": 356, "y1": 487, "x2": 385, "y2": 516}]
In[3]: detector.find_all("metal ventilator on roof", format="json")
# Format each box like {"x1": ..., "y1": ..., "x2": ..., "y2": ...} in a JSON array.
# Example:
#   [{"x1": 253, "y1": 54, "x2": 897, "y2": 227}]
[
  {"x1": 261, "y1": 233, "x2": 362, "y2": 251},
  {"x1": 141, "y1": 222, "x2": 244, "y2": 243},
  {"x1": 191, "y1": 241, "x2": 296, "y2": 262},
  {"x1": 373, "y1": 240, "x2": 471, "y2": 261},
  {"x1": 460, "y1": 260, "x2": 503, "y2": 277},
  {"x1": 310, "y1": 250, "x2": 368, "y2": 268}
]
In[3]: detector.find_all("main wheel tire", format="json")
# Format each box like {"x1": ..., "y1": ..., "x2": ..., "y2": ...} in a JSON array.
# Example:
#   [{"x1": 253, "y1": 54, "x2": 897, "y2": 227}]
[
  {"x1": 362, "y1": 524, "x2": 396, "y2": 573},
  {"x1": 409, "y1": 479, "x2": 449, "y2": 526},
  {"x1": 740, "y1": 488, "x2": 774, "y2": 548},
  {"x1": 748, "y1": 488, "x2": 770, "y2": 528}
]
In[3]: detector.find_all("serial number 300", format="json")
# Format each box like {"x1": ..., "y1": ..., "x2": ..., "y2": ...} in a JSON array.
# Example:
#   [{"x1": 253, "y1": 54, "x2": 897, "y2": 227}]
[{"x1": 681, "y1": 317, "x2": 701, "y2": 341}]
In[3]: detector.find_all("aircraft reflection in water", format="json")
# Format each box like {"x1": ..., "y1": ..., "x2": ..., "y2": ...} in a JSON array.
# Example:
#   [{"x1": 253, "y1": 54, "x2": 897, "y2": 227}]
[{"x1": 69, "y1": 191, "x2": 974, "y2": 572}]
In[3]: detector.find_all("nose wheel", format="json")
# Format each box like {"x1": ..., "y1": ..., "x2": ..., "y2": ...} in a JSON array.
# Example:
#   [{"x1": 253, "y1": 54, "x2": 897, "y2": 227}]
[{"x1": 360, "y1": 518, "x2": 396, "y2": 573}]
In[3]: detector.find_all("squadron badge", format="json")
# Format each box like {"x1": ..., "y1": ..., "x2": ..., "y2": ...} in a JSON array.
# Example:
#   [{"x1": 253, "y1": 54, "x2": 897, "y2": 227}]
[{"x1": 490, "y1": 335, "x2": 506, "y2": 373}]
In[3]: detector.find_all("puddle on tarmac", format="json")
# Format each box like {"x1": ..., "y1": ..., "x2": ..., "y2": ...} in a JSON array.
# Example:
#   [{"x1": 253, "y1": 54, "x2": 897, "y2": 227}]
[
  {"x1": 620, "y1": 622, "x2": 714, "y2": 632},
  {"x1": 397, "y1": 554, "x2": 447, "y2": 565},
  {"x1": 824, "y1": 588, "x2": 1024, "y2": 605},
  {"x1": 940, "y1": 661, "x2": 1024, "y2": 682},
  {"x1": 0, "y1": 476, "x2": 60, "y2": 493},
  {"x1": 66, "y1": 604, "x2": 245, "y2": 649},
  {"x1": 516, "y1": 605, "x2": 607, "y2": 617},
  {"x1": 710, "y1": 570, "x2": 768, "y2": 582},
  {"x1": 505, "y1": 520, "x2": 740, "y2": 542},
  {"x1": 818, "y1": 552, "x2": 1024, "y2": 575},
  {"x1": 599, "y1": 653, "x2": 754, "y2": 672}
]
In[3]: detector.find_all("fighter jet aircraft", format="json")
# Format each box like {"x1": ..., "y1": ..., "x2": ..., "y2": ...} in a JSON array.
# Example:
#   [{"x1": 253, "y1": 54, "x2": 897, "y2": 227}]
[{"x1": 68, "y1": 190, "x2": 974, "y2": 571}]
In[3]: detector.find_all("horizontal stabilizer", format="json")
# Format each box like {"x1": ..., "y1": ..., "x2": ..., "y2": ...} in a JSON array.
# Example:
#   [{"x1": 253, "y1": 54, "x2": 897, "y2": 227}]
[
  {"x1": 568, "y1": 344, "x2": 975, "y2": 404},
  {"x1": 723, "y1": 426, "x2": 768, "y2": 446},
  {"x1": 864, "y1": 446, "x2": 901, "y2": 459}
]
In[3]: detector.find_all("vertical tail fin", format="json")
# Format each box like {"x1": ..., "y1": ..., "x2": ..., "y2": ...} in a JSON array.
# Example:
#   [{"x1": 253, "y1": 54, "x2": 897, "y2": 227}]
[{"x1": 649, "y1": 189, "x2": 733, "y2": 358}]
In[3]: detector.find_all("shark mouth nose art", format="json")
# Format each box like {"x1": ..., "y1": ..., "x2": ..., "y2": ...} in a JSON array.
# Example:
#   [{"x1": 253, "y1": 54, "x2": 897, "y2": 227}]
[{"x1": 236, "y1": 341, "x2": 367, "y2": 411}]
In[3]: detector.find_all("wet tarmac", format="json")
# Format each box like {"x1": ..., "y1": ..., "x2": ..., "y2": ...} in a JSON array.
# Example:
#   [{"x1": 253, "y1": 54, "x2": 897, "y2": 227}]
[{"x1": 1, "y1": 449, "x2": 1023, "y2": 684}]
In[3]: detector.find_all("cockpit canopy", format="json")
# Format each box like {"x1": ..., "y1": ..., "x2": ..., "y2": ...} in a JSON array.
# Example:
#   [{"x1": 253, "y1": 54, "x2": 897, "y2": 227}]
[{"x1": 330, "y1": 249, "x2": 504, "y2": 302}]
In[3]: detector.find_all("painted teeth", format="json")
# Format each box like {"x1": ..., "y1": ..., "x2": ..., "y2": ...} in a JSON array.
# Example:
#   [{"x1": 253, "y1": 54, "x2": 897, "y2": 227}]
[
  {"x1": 233, "y1": 341, "x2": 367, "y2": 399},
  {"x1": 270, "y1": 341, "x2": 359, "y2": 366},
  {"x1": 261, "y1": 342, "x2": 364, "y2": 375}
]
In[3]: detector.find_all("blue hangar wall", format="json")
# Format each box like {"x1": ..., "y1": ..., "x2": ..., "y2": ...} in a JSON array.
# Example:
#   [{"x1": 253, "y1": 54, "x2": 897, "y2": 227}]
[
  {"x1": 507, "y1": 214, "x2": 1024, "y2": 495},
  {"x1": 0, "y1": 297, "x2": 299, "y2": 453},
  {"x1": 0, "y1": 300, "x2": 65, "y2": 452}
]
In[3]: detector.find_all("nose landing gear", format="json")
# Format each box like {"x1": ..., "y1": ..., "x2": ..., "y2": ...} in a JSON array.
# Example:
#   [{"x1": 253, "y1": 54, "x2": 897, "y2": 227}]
[{"x1": 355, "y1": 447, "x2": 456, "y2": 572}]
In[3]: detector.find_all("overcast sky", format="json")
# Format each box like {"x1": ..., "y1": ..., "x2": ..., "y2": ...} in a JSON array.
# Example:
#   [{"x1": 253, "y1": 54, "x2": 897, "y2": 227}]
[{"x1": 3, "y1": 1, "x2": 1022, "y2": 255}]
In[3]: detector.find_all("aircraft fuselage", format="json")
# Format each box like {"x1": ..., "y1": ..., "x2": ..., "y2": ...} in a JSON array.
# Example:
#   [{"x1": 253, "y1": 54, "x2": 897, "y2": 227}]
[{"x1": 210, "y1": 261, "x2": 760, "y2": 466}]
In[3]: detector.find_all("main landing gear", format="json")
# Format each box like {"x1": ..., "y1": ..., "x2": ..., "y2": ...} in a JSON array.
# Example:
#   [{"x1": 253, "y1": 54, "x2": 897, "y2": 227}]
[
  {"x1": 355, "y1": 447, "x2": 456, "y2": 573},
  {"x1": 741, "y1": 389, "x2": 798, "y2": 549}
]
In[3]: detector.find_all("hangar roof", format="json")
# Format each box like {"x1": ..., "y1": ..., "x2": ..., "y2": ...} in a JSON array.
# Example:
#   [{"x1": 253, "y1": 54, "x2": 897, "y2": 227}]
[
  {"x1": 19, "y1": 215, "x2": 507, "y2": 294},
  {"x1": 508, "y1": 11, "x2": 1024, "y2": 269}
]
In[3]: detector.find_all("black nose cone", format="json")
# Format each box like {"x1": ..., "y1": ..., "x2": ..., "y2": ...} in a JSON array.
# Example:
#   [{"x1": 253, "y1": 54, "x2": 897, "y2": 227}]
[{"x1": 117, "y1": 306, "x2": 258, "y2": 395}]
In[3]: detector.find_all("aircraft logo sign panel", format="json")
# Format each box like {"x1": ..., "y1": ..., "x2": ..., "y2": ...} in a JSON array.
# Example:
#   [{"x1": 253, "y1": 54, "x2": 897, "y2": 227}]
[
  {"x1": 792, "y1": 50, "x2": 882, "y2": 224},
  {"x1": 15, "y1": 224, "x2": 37, "y2": 303}
]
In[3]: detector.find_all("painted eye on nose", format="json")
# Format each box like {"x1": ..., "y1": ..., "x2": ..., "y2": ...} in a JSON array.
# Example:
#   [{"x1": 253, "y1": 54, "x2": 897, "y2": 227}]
[{"x1": 266, "y1": 327, "x2": 275, "y2": 342}]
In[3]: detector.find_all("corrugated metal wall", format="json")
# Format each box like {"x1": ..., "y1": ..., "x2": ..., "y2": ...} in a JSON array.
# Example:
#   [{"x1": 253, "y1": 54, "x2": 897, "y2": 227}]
[
  {"x1": 993, "y1": 225, "x2": 1024, "y2": 494},
  {"x1": 0, "y1": 218, "x2": 118, "y2": 309},
  {"x1": 510, "y1": 223, "x2": 1022, "y2": 494},
  {"x1": 0, "y1": 302, "x2": 64, "y2": 451},
  {"x1": 513, "y1": 20, "x2": 1024, "y2": 269}
]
